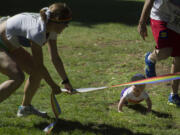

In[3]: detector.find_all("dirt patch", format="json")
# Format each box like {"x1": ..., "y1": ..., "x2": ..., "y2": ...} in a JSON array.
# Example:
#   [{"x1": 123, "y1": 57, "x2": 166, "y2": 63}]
[{"x1": 95, "y1": 39, "x2": 143, "y2": 47}]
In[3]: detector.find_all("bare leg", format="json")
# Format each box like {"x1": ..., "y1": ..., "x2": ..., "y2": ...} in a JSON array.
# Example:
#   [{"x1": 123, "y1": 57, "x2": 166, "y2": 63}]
[
  {"x1": 171, "y1": 57, "x2": 180, "y2": 94},
  {"x1": 11, "y1": 48, "x2": 47, "y2": 117},
  {"x1": 150, "y1": 48, "x2": 172, "y2": 62},
  {"x1": 0, "y1": 50, "x2": 25, "y2": 103},
  {"x1": 11, "y1": 48, "x2": 42, "y2": 106},
  {"x1": 22, "y1": 73, "x2": 42, "y2": 106}
]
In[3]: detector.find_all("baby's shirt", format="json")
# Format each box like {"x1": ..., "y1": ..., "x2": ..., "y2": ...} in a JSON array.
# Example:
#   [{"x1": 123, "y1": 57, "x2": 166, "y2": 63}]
[{"x1": 121, "y1": 87, "x2": 149, "y2": 104}]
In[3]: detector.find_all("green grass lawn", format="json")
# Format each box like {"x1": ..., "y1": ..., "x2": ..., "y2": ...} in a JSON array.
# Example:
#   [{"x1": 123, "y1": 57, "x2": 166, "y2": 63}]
[{"x1": 0, "y1": 0, "x2": 180, "y2": 135}]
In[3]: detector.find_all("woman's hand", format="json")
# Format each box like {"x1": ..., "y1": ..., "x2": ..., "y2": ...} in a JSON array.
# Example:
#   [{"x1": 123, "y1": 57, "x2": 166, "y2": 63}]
[
  {"x1": 52, "y1": 84, "x2": 61, "y2": 95},
  {"x1": 64, "y1": 83, "x2": 74, "y2": 94}
]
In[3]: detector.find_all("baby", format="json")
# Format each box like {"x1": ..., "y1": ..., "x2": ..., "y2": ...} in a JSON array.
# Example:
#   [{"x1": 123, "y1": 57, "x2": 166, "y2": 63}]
[{"x1": 118, "y1": 74, "x2": 152, "y2": 113}]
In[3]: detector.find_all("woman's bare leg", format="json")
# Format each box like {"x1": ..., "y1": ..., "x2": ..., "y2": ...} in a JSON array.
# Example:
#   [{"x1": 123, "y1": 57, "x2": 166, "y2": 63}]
[
  {"x1": 22, "y1": 73, "x2": 42, "y2": 106},
  {"x1": 11, "y1": 48, "x2": 48, "y2": 117},
  {"x1": 0, "y1": 50, "x2": 25, "y2": 102},
  {"x1": 11, "y1": 48, "x2": 42, "y2": 106}
]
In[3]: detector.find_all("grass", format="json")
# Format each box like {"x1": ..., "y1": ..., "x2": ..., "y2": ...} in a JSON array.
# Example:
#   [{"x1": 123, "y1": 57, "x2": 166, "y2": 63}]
[{"x1": 0, "y1": 0, "x2": 180, "y2": 134}]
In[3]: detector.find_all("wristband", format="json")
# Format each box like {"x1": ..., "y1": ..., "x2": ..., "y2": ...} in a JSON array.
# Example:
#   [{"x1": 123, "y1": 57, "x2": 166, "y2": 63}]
[{"x1": 62, "y1": 78, "x2": 69, "y2": 84}]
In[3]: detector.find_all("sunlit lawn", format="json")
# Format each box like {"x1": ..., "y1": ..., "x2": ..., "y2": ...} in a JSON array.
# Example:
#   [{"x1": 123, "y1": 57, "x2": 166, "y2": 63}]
[{"x1": 0, "y1": 0, "x2": 180, "y2": 134}]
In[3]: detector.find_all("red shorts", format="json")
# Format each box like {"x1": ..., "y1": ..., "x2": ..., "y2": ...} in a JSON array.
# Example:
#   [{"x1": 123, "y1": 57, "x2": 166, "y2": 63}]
[{"x1": 150, "y1": 19, "x2": 180, "y2": 57}]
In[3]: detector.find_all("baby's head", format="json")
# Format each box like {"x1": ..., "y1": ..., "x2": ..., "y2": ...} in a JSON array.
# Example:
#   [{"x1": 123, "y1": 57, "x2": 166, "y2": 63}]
[{"x1": 131, "y1": 73, "x2": 146, "y2": 94}]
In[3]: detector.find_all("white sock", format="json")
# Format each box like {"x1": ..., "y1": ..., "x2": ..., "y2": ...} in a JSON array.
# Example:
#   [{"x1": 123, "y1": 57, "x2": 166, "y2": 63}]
[{"x1": 148, "y1": 54, "x2": 156, "y2": 63}]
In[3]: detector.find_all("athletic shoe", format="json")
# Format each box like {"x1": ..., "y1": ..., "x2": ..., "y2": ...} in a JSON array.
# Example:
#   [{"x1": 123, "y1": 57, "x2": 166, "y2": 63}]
[
  {"x1": 167, "y1": 94, "x2": 180, "y2": 107},
  {"x1": 17, "y1": 105, "x2": 48, "y2": 118},
  {"x1": 145, "y1": 52, "x2": 156, "y2": 78}
]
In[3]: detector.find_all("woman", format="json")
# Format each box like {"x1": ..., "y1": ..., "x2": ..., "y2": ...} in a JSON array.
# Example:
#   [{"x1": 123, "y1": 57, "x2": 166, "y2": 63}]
[{"x1": 0, "y1": 2, "x2": 73, "y2": 117}]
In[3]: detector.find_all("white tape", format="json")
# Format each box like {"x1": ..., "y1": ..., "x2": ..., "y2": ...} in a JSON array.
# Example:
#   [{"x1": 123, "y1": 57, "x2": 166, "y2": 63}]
[{"x1": 61, "y1": 87, "x2": 107, "y2": 93}]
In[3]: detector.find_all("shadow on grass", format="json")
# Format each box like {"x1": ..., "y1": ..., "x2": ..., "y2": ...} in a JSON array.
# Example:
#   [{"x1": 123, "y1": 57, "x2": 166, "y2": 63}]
[
  {"x1": 0, "y1": 0, "x2": 144, "y2": 26},
  {"x1": 34, "y1": 118, "x2": 151, "y2": 135},
  {"x1": 127, "y1": 104, "x2": 172, "y2": 118}
]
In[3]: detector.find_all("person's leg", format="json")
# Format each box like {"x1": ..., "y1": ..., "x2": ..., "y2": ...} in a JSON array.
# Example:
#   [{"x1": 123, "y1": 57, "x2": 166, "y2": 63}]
[
  {"x1": 0, "y1": 49, "x2": 25, "y2": 103},
  {"x1": 17, "y1": 75, "x2": 47, "y2": 117},
  {"x1": 10, "y1": 48, "x2": 47, "y2": 117},
  {"x1": 149, "y1": 48, "x2": 172, "y2": 62},
  {"x1": 145, "y1": 48, "x2": 172, "y2": 77},
  {"x1": 165, "y1": 25, "x2": 180, "y2": 106},
  {"x1": 145, "y1": 19, "x2": 172, "y2": 78},
  {"x1": 22, "y1": 73, "x2": 42, "y2": 106},
  {"x1": 11, "y1": 48, "x2": 42, "y2": 104},
  {"x1": 168, "y1": 57, "x2": 180, "y2": 106},
  {"x1": 171, "y1": 57, "x2": 180, "y2": 94},
  {"x1": 22, "y1": 74, "x2": 43, "y2": 111}
]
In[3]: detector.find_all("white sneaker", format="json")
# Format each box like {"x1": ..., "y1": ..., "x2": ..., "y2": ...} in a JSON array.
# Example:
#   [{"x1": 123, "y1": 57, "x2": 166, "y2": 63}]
[{"x1": 17, "y1": 105, "x2": 48, "y2": 118}]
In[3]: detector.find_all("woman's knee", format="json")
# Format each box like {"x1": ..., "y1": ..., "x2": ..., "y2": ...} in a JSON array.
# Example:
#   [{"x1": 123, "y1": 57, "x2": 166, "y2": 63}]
[{"x1": 0, "y1": 58, "x2": 25, "y2": 85}]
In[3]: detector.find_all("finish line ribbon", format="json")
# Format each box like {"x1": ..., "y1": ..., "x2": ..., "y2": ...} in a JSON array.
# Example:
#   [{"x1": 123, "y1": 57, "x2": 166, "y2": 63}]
[
  {"x1": 62, "y1": 72, "x2": 180, "y2": 93},
  {"x1": 44, "y1": 93, "x2": 61, "y2": 134},
  {"x1": 111, "y1": 72, "x2": 180, "y2": 87}
]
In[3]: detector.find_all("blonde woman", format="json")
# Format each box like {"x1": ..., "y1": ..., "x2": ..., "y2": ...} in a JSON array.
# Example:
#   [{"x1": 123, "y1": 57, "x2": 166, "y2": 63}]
[{"x1": 0, "y1": 2, "x2": 73, "y2": 117}]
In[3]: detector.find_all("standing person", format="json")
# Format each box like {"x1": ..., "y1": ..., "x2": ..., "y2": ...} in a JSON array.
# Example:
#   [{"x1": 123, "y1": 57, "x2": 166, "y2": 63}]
[
  {"x1": 118, "y1": 74, "x2": 152, "y2": 113},
  {"x1": 0, "y1": 2, "x2": 73, "y2": 117},
  {"x1": 137, "y1": 0, "x2": 180, "y2": 106}
]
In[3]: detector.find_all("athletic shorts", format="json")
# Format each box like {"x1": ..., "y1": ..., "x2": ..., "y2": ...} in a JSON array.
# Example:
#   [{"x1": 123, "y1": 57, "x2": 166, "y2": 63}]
[
  {"x1": 0, "y1": 17, "x2": 9, "y2": 51},
  {"x1": 150, "y1": 19, "x2": 180, "y2": 57}
]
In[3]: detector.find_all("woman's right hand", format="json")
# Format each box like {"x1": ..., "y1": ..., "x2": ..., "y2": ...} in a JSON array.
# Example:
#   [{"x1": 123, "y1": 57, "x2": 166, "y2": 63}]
[
  {"x1": 64, "y1": 83, "x2": 74, "y2": 94},
  {"x1": 52, "y1": 84, "x2": 61, "y2": 95}
]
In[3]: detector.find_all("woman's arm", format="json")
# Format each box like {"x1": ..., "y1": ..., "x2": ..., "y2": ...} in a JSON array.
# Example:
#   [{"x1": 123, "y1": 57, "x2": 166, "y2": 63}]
[
  {"x1": 31, "y1": 41, "x2": 61, "y2": 94},
  {"x1": 138, "y1": 0, "x2": 154, "y2": 40},
  {"x1": 47, "y1": 39, "x2": 73, "y2": 92}
]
